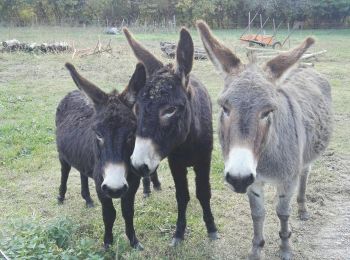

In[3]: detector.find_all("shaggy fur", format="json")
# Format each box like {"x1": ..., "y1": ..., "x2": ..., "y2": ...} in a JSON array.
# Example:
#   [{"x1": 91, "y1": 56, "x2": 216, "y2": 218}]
[
  {"x1": 197, "y1": 20, "x2": 333, "y2": 259},
  {"x1": 56, "y1": 63, "x2": 148, "y2": 249},
  {"x1": 123, "y1": 27, "x2": 218, "y2": 245}
]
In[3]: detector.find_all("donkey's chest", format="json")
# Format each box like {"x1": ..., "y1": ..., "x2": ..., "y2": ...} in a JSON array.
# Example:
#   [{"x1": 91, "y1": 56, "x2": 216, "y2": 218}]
[
  {"x1": 256, "y1": 149, "x2": 302, "y2": 182},
  {"x1": 170, "y1": 145, "x2": 196, "y2": 167}
]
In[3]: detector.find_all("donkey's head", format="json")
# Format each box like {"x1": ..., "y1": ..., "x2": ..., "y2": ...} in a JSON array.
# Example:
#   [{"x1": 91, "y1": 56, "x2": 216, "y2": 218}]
[
  {"x1": 123, "y1": 27, "x2": 194, "y2": 177},
  {"x1": 197, "y1": 21, "x2": 314, "y2": 193},
  {"x1": 65, "y1": 62, "x2": 146, "y2": 198}
]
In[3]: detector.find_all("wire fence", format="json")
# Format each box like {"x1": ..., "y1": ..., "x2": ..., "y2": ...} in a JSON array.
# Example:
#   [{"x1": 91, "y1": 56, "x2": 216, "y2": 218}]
[{"x1": 1, "y1": 18, "x2": 349, "y2": 32}]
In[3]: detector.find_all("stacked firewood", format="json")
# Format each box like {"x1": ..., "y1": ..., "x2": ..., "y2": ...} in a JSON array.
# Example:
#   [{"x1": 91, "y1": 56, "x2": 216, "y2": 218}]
[
  {"x1": 1, "y1": 39, "x2": 72, "y2": 53},
  {"x1": 160, "y1": 41, "x2": 207, "y2": 60}
]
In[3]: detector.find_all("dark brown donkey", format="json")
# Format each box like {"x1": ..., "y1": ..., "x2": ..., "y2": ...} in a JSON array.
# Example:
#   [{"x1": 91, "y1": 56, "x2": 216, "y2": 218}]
[
  {"x1": 197, "y1": 21, "x2": 333, "y2": 259},
  {"x1": 56, "y1": 63, "x2": 147, "y2": 249},
  {"x1": 123, "y1": 27, "x2": 218, "y2": 246}
]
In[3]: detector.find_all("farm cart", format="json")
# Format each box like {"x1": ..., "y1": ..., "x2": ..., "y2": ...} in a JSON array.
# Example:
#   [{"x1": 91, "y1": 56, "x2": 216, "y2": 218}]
[
  {"x1": 239, "y1": 12, "x2": 294, "y2": 49},
  {"x1": 240, "y1": 34, "x2": 282, "y2": 49}
]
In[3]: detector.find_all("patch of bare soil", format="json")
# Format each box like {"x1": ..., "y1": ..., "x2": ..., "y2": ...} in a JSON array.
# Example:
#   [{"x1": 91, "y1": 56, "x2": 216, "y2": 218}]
[
  {"x1": 313, "y1": 196, "x2": 350, "y2": 259},
  {"x1": 306, "y1": 153, "x2": 350, "y2": 260}
]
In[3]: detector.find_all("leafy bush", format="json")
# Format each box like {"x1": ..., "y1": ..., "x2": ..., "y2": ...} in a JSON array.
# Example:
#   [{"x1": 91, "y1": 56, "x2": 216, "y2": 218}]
[{"x1": 0, "y1": 217, "x2": 115, "y2": 259}]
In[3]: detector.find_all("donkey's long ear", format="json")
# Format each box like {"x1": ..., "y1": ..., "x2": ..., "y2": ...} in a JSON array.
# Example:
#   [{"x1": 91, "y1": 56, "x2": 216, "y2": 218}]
[
  {"x1": 65, "y1": 63, "x2": 108, "y2": 107},
  {"x1": 120, "y1": 63, "x2": 146, "y2": 108},
  {"x1": 123, "y1": 27, "x2": 163, "y2": 76},
  {"x1": 264, "y1": 37, "x2": 315, "y2": 80},
  {"x1": 175, "y1": 27, "x2": 194, "y2": 86},
  {"x1": 196, "y1": 20, "x2": 241, "y2": 77}
]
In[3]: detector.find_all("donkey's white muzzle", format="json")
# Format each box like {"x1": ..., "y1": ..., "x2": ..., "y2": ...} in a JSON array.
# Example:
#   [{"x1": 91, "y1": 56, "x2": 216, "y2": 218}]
[
  {"x1": 101, "y1": 163, "x2": 128, "y2": 198},
  {"x1": 130, "y1": 137, "x2": 161, "y2": 176},
  {"x1": 224, "y1": 147, "x2": 257, "y2": 193}
]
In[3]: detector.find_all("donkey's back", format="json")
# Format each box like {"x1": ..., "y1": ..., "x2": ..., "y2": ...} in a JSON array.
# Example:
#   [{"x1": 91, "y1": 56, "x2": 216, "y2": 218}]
[
  {"x1": 56, "y1": 90, "x2": 95, "y2": 174},
  {"x1": 283, "y1": 68, "x2": 333, "y2": 164}
]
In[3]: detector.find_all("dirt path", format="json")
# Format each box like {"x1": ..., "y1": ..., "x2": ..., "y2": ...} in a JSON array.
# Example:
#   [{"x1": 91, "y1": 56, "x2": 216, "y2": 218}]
[
  {"x1": 294, "y1": 152, "x2": 350, "y2": 260},
  {"x1": 311, "y1": 168, "x2": 350, "y2": 260},
  {"x1": 313, "y1": 199, "x2": 350, "y2": 259}
]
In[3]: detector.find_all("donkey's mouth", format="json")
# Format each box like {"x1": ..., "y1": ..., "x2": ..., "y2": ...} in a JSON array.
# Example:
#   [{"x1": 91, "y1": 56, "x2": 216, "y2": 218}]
[
  {"x1": 225, "y1": 174, "x2": 254, "y2": 194},
  {"x1": 225, "y1": 181, "x2": 248, "y2": 194}
]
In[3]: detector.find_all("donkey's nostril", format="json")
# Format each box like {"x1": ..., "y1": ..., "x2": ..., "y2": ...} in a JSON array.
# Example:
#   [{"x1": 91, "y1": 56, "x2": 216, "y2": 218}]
[
  {"x1": 101, "y1": 184, "x2": 108, "y2": 192},
  {"x1": 246, "y1": 173, "x2": 255, "y2": 187},
  {"x1": 225, "y1": 174, "x2": 234, "y2": 185}
]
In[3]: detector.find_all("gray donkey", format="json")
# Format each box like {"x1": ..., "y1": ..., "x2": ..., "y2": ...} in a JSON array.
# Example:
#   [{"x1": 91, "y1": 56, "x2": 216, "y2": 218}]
[{"x1": 197, "y1": 21, "x2": 333, "y2": 259}]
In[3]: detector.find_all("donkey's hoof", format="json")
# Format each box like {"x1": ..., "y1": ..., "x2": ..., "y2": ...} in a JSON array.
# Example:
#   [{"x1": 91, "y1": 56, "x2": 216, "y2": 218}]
[
  {"x1": 170, "y1": 237, "x2": 183, "y2": 247},
  {"x1": 248, "y1": 246, "x2": 263, "y2": 260},
  {"x1": 103, "y1": 243, "x2": 111, "y2": 250},
  {"x1": 248, "y1": 252, "x2": 262, "y2": 260},
  {"x1": 133, "y1": 242, "x2": 144, "y2": 251},
  {"x1": 208, "y1": 231, "x2": 219, "y2": 240},
  {"x1": 57, "y1": 196, "x2": 65, "y2": 204},
  {"x1": 279, "y1": 249, "x2": 293, "y2": 260},
  {"x1": 143, "y1": 193, "x2": 151, "y2": 198},
  {"x1": 86, "y1": 201, "x2": 94, "y2": 208},
  {"x1": 298, "y1": 210, "x2": 310, "y2": 221}
]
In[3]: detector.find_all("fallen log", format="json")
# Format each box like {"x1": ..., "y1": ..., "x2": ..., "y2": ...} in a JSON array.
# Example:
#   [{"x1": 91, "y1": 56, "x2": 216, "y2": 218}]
[
  {"x1": 299, "y1": 62, "x2": 314, "y2": 68},
  {"x1": 256, "y1": 50, "x2": 326, "y2": 61},
  {"x1": 300, "y1": 50, "x2": 327, "y2": 60}
]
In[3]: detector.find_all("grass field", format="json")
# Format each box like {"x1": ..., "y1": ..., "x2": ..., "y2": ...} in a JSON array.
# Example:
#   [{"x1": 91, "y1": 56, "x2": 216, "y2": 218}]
[{"x1": 0, "y1": 26, "x2": 349, "y2": 259}]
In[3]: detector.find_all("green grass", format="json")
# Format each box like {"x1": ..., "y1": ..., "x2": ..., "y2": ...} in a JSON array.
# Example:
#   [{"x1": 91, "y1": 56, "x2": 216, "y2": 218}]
[{"x1": 0, "y1": 26, "x2": 349, "y2": 259}]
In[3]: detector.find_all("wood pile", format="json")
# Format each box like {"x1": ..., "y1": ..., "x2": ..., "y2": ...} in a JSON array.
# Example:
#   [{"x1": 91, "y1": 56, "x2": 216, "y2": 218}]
[
  {"x1": 1, "y1": 39, "x2": 71, "y2": 53},
  {"x1": 160, "y1": 42, "x2": 207, "y2": 60}
]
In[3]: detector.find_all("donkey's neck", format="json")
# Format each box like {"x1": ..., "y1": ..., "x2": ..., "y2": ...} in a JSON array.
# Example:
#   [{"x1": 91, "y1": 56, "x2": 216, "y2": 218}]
[{"x1": 258, "y1": 89, "x2": 303, "y2": 177}]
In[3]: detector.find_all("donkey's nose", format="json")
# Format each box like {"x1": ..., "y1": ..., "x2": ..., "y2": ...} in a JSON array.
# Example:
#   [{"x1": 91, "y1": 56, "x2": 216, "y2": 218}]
[
  {"x1": 101, "y1": 183, "x2": 128, "y2": 198},
  {"x1": 225, "y1": 173, "x2": 255, "y2": 193}
]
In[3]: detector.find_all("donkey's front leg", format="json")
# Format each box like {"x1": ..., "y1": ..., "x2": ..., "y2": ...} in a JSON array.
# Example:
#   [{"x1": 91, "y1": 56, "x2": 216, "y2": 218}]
[
  {"x1": 248, "y1": 182, "x2": 265, "y2": 260},
  {"x1": 97, "y1": 194, "x2": 116, "y2": 249},
  {"x1": 276, "y1": 182, "x2": 297, "y2": 260},
  {"x1": 168, "y1": 158, "x2": 189, "y2": 246},
  {"x1": 121, "y1": 173, "x2": 143, "y2": 250}
]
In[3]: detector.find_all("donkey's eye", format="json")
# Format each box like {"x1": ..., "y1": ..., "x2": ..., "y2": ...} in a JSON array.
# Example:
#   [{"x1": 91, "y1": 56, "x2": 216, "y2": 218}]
[
  {"x1": 261, "y1": 110, "x2": 273, "y2": 120},
  {"x1": 222, "y1": 106, "x2": 230, "y2": 116},
  {"x1": 95, "y1": 132, "x2": 104, "y2": 142},
  {"x1": 133, "y1": 104, "x2": 139, "y2": 116},
  {"x1": 162, "y1": 106, "x2": 177, "y2": 118}
]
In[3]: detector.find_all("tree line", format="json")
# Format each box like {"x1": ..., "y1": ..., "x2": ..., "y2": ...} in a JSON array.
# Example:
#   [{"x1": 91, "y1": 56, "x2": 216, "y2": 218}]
[{"x1": 0, "y1": 0, "x2": 349, "y2": 28}]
